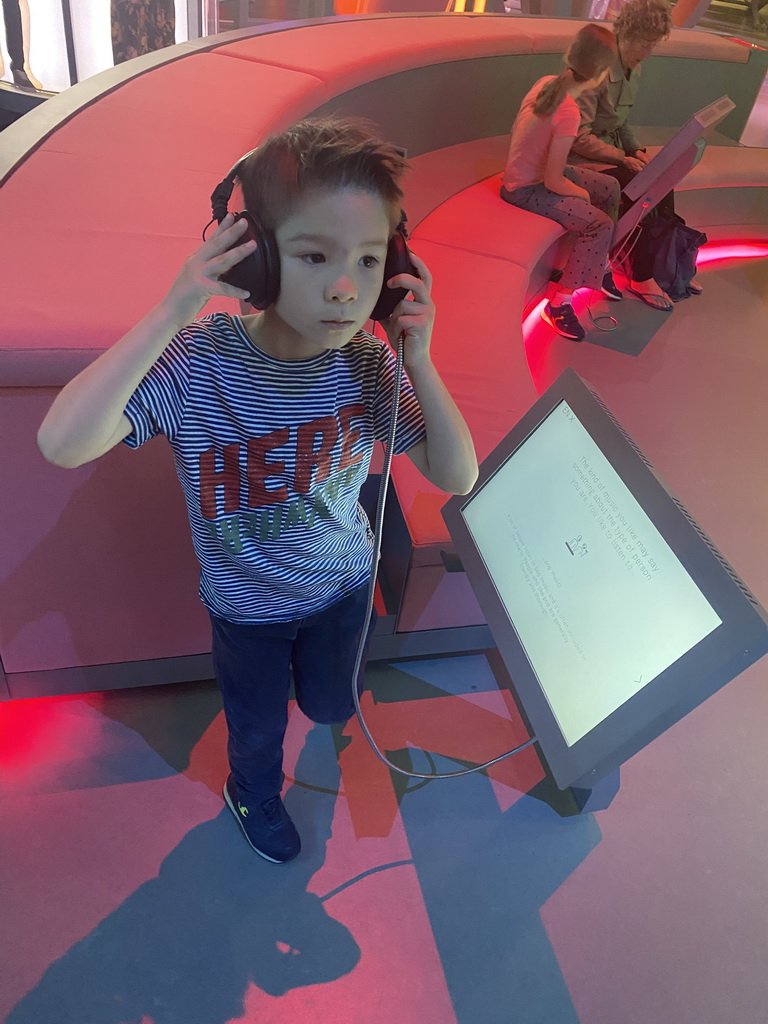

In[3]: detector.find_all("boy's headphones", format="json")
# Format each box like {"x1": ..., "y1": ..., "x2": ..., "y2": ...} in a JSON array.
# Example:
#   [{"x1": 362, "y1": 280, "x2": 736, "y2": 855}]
[{"x1": 209, "y1": 157, "x2": 417, "y2": 322}]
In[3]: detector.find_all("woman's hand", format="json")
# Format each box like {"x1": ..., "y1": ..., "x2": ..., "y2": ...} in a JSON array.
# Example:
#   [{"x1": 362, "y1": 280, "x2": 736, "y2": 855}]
[
  {"x1": 621, "y1": 154, "x2": 645, "y2": 174},
  {"x1": 380, "y1": 250, "x2": 435, "y2": 369},
  {"x1": 161, "y1": 213, "x2": 257, "y2": 328}
]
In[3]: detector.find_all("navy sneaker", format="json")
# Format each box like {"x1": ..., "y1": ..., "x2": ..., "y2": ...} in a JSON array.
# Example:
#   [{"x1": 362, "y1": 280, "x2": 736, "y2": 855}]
[
  {"x1": 223, "y1": 774, "x2": 301, "y2": 863},
  {"x1": 601, "y1": 271, "x2": 623, "y2": 300},
  {"x1": 541, "y1": 301, "x2": 585, "y2": 342}
]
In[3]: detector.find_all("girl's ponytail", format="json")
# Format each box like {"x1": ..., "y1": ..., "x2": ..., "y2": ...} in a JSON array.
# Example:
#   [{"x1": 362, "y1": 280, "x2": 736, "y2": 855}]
[
  {"x1": 533, "y1": 70, "x2": 574, "y2": 119},
  {"x1": 533, "y1": 24, "x2": 617, "y2": 120}
]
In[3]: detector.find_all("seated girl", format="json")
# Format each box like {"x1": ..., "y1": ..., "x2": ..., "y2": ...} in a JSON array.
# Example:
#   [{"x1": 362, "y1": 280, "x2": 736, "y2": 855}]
[{"x1": 501, "y1": 24, "x2": 622, "y2": 342}]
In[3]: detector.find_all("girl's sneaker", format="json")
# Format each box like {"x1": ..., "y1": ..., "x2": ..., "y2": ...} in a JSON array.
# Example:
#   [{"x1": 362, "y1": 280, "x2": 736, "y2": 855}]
[
  {"x1": 541, "y1": 301, "x2": 585, "y2": 342},
  {"x1": 223, "y1": 774, "x2": 301, "y2": 863},
  {"x1": 601, "y1": 271, "x2": 623, "y2": 300}
]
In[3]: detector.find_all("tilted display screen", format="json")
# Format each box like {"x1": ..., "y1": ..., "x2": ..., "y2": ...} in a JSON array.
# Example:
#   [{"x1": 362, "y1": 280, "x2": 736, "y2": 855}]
[{"x1": 442, "y1": 369, "x2": 768, "y2": 790}]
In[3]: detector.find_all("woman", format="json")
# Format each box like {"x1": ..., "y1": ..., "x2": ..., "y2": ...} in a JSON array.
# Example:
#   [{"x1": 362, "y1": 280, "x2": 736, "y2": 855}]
[
  {"x1": 570, "y1": 0, "x2": 701, "y2": 309},
  {"x1": 501, "y1": 24, "x2": 621, "y2": 343}
]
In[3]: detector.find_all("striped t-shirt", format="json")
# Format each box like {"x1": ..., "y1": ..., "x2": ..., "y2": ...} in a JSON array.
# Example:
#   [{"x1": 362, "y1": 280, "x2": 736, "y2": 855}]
[{"x1": 123, "y1": 312, "x2": 426, "y2": 623}]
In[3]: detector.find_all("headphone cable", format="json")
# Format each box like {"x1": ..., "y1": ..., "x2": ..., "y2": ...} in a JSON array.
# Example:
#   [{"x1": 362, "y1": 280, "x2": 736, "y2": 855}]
[
  {"x1": 348, "y1": 330, "x2": 538, "y2": 780},
  {"x1": 587, "y1": 221, "x2": 646, "y2": 333}
]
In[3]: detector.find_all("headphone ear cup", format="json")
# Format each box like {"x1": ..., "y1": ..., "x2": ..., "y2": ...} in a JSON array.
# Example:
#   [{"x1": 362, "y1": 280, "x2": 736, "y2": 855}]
[
  {"x1": 370, "y1": 227, "x2": 418, "y2": 323},
  {"x1": 220, "y1": 212, "x2": 280, "y2": 310}
]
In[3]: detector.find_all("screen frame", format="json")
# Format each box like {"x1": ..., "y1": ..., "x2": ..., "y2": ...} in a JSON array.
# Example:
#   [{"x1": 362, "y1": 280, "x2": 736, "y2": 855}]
[
  {"x1": 442, "y1": 368, "x2": 768, "y2": 790},
  {"x1": 612, "y1": 94, "x2": 735, "y2": 250},
  {"x1": 622, "y1": 95, "x2": 735, "y2": 203}
]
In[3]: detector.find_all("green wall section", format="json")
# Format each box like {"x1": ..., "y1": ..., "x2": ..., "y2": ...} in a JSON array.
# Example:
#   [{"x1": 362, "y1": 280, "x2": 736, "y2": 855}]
[
  {"x1": 633, "y1": 51, "x2": 768, "y2": 141},
  {"x1": 313, "y1": 48, "x2": 768, "y2": 149},
  {"x1": 312, "y1": 54, "x2": 564, "y2": 156}
]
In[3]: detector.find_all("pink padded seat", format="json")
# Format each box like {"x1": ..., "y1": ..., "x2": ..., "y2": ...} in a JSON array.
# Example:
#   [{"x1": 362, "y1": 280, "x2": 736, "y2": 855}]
[
  {"x1": 214, "y1": 17, "x2": 540, "y2": 93},
  {"x1": 678, "y1": 145, "x2": 768, "y2": 190},
  {"x1": 412, "y1": 174, "x2": 564, "y2": 270},
  {"x1": 0, "y1": 19, "x2": 752, "y2": 391},
  {"x1": 390, "y1": 181, "x2": 560, "y2": 557},
  {"x1": 0, "y1": 55, "x2": 326, "y2": 388},
  {"x1": 391, "y1": 235, "x2": 537, "y2": 556},
  {"x1": 654, "y1": 31, "x2": 749, "y2": 61},
  {"x1": 0, "y1": 14, "x2": 763, "y2": 686}
]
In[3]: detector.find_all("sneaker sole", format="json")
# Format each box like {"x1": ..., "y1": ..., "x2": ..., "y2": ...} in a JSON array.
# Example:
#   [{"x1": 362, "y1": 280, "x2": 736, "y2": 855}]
[
  {"x1": 600, "y1": 288, "x2": 623, "y2": 301},
  {"x1": 222, "y1": 782, "x2": 289, "y2": 863}
]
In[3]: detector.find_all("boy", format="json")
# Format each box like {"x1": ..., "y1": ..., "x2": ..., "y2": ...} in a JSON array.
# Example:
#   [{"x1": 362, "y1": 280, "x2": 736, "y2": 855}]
[{"x1": 37, "y1": 117, "x2": 478, "y2": 864}]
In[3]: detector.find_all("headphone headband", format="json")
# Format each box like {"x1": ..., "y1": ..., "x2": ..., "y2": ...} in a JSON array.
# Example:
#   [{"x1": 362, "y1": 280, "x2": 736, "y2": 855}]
[{"x1": 209, "y1": 150, "x2": 415, "y2": 317}]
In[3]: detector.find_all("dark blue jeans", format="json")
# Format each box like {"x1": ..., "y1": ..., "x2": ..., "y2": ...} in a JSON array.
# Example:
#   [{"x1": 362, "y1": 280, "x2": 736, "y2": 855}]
[{"x1": 209, "y1": 583, "x2": 377, "y2": 802}]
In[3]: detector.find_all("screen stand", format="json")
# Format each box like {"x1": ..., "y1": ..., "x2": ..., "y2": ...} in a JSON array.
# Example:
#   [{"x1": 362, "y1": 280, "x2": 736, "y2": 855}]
[
  {"x1": 481, "y1": 649, "x2": 622, "y2": 817},
  {"x1": 611, "y1": 138, "x2": 705, "y2": 252},
  {"x1": 527, "y1": 766, "x2": 621, "y2": 817}
]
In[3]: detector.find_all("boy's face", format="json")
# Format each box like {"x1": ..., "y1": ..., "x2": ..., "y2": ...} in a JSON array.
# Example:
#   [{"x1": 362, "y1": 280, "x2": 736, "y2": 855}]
[{"x1": 268, "y1": 187, "x2": 391, "y2": 356}]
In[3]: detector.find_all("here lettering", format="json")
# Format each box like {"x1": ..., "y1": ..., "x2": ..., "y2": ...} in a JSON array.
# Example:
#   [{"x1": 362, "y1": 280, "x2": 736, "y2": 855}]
[{"x1": 199, "y1": 404, "x2": 365, "y2": 519}]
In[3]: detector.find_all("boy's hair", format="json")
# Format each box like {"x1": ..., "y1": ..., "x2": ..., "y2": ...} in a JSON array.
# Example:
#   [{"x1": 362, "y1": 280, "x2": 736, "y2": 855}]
[
  {"x1": 534, "y1": 24, "x2": 617, "y2": 118},
  {"x1": 237, "y1": 116, "x2": 409, "y2": 234},
  {"x1": 614, "y1": 0, "x2": 673, "y2": 44}
]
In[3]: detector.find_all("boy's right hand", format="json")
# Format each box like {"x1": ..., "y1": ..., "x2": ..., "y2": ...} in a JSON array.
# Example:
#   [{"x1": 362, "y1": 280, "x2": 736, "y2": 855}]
[{"x1": 161, "y1": 213, "x2": 257, "y2": 328}]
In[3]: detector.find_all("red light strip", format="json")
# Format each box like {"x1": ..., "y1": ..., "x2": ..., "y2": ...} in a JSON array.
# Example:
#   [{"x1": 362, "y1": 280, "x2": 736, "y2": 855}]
[
  {"x1": 727, "y1": 37, "x2": 767, "y2": 50},
  {"x1": 522, "y1": 242, "x2": 768, "y2": 343},
  {"x1": 696, "y1": 242, "x2": 768, "y2": 266}
]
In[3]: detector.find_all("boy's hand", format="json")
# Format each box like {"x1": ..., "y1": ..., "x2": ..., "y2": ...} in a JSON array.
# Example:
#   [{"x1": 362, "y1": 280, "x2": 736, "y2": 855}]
[
  {"x1": 161, "y1": 213, "x2": 257, "y2": 328},
  {"x1": 381, "y1": 250, "x2": 435, "y2": 369}
]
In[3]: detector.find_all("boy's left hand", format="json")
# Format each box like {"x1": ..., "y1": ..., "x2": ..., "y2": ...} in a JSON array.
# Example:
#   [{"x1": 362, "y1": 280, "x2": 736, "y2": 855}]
[{"x1": 381, "y1": 251, "x2": 435, "y2": 368}]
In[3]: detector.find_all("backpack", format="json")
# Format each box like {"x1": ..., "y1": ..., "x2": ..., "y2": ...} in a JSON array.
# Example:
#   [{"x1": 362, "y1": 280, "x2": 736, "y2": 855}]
[{"x1": 647, "y1": 211, "x2": 708, "y2": 302}]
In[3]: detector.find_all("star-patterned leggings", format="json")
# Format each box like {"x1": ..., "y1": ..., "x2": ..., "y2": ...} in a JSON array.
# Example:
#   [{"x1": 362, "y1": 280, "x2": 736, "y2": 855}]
[{"x1": 500, "y1": 166, "x2": 620, "y2": 291}]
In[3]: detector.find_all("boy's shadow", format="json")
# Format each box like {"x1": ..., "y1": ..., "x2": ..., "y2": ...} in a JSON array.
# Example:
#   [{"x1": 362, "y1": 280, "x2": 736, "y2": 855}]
[
  {"x1": 7, "y1": 724, "x2": 360, "y2": 1024},
  {"x1": 395, "y1": 751, "x2": 601, "y2": 1024}
]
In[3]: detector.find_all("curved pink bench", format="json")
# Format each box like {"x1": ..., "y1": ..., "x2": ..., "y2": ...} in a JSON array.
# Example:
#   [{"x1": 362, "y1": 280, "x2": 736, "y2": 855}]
[
  {"x1": 1, "y1": 14, "x2": 766, "y2": 696},
  {"x1": 384, "y1": 135, "x2": 768, "y2": 630}
]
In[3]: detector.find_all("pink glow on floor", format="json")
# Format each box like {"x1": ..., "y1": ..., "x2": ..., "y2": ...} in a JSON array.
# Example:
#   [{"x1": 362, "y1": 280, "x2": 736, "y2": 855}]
[
  {"x1": 696, "y1": 242, "x2": 768, "y2": 266},
  {"x1": 521, "y1": 297, "x2": 552, "y2": 379},
  {"x1": 521, "y1": 297, "x2": 549, "y2": 337},
  {"x1": 0, "y1": 694, "x2": 92, "y2": 772},
  {"x1": 522, "y1": 243, "x2": 768, "y2": 347}
]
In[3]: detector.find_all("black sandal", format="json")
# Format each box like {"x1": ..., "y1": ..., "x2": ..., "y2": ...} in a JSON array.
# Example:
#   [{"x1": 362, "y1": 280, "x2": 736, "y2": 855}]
[{"x1": 626, "y1": 286, "x2": 673, "y2": 312}]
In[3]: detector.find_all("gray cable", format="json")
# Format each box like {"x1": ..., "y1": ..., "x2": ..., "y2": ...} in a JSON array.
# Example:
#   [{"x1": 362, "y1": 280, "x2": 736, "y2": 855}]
[
  {"x1": 588, "y1": 221, "x2": 646, "y2": 333},
  {"x1": 349, "y1": 331, "x2": 538, "y2": 781}
]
